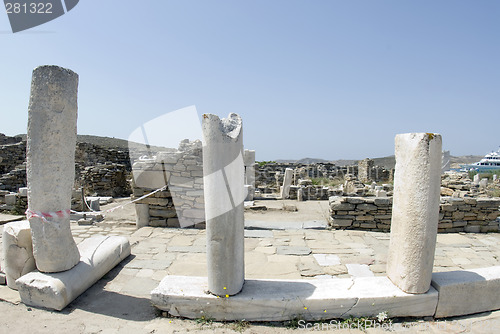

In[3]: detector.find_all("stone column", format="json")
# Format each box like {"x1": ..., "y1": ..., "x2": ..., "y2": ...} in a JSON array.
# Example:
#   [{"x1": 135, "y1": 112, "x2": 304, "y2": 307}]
[
  {"x1": 202, "y1": 113, "x2": 245, "y2": 296},
  {"x1": 387, "y1": 133, "x2": 442, "y2": 294},
  {"x1": 281, "y1": 168, "x2": 293, "y2": 199},
  {"x1": 27, "y1": 65, "x2": 80, "y2": 273},
  {"x1": 243, "y1": 149, "x2": 256, "y2": 201},
  {"x1": 2, "y1": 221, "x2": 36, "y2": 289},
  {"x1": 135, "y1": 203, "x2": 150, "y2": 228}
]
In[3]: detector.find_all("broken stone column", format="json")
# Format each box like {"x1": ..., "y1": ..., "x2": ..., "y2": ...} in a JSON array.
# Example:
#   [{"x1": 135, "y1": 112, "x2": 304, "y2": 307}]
[
  {"x1": 26, "y1": 65, "x2": 80, "y2": 273},
  {"x1": 244, "y1": 150, "x2": 256, "y2": 201},
  {"x1": 281, "y1": 168, "x2": 294, "y2": 199},
  {"x1": 2, "y1": 221, "x2": 36, "y2": 289},
  {"x1": 202, "y1": 113, "x2": 245, "y2": 296},
  {"x1": 387, "y1": 133, "x2": 442, "y2": 294}
]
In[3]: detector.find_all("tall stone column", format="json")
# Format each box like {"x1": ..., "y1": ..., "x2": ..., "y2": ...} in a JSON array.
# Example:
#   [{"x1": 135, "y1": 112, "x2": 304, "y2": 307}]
[
  {"x1": 27, "y1": 65, "x2": 80, "y2": 273},
  {"x1": 386, "y1": 133, "x2": 442, "y2": 294},
  {"x1": 202, "y1": 113, "x2": 245, "y2": 296},
  {"x1": 244, "y1": 149, "x2": 256, "y2": 201},
  {"x1": 281, "y1": 168, "x2": 293, "y2": 199}
]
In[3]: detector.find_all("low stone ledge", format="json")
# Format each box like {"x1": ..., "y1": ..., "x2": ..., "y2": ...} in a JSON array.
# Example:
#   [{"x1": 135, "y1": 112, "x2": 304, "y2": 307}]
[
  {"x1": 431, "y1": 266, "x2": 500, "y2": 318},
  {"x1": 329, "y1": 196, "x2": 500, "y2": 233},
  {"x1": 151, "y1": 276, "x2": 438, "y2": 321},
  {"x1": 16, "y1": 235, "x2": 131, "y2": 311}
]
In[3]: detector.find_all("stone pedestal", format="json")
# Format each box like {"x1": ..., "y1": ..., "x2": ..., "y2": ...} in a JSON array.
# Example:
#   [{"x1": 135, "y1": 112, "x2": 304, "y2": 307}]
[
  {"x1": 387, "y1": 133, "x2": 442, "y2": 294},
  {"x1": 151, "y1": 276, "x2": 438, "y2": 321},
  {"x1": 202, "y1": 113, "x2": 245, "y2": 296},
  {"x1": 2, "y1": 221, "x2": 36, "y2": 289},
  {"x1": 135, "y1": 203, "x2": 150, "y2": 228},
  {"x1": 281, "y1": 168, "x2": 293, "y2": 199},
  {"x1": 27, "y1": 65, "x2": 80, "y2": 273},
  {"x1": 17, "y1": 235, "x2": 131, "y2": 311}
]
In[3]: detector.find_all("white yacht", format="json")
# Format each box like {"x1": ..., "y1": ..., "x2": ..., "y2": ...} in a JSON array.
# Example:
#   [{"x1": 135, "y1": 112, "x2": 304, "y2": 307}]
[{"x1": 460, "y1": 148, "x2": 500, "y2": 172}]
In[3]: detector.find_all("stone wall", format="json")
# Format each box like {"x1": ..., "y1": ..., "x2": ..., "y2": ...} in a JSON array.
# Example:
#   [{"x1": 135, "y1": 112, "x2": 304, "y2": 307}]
[
  {"x1": 74, "y1": 142, "x2": 131, "y2": 169},
  {"x1": 0, "y1": 134, "x2": 133, "y2": 197},
  {"x1": 0, "y1": 141, "x2": 26, "y2": 177},
  {"x1": 329, "y1": 196, "x2": 500, "y2": 233},
  {"x1": 0, "y1": 187, "x2": 84, "y2": 213},
  {"x1": 79, "y1": 163, "x2": 131, "y2": 197},
  {"x1": 0, "y1": 162, "x2": 26, "y2": 192},
  {"x1": 0, "y1": 133, "x2": 22, "y2": 146},
  {"x1": 132, "y1": 140, "x2": 205, "y2": 228}
]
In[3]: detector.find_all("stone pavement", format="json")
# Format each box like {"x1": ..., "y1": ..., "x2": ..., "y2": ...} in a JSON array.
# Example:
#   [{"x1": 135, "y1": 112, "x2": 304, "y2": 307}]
[
  {"x1": 83, "y1": 222, "x2": 500, "y2": 300},
  {"x1": 4, "y1": 214, "x2": 499, "y2": 299},
  {"x1": 1, "y1": 200, "x2": 500, "y2": 332}
]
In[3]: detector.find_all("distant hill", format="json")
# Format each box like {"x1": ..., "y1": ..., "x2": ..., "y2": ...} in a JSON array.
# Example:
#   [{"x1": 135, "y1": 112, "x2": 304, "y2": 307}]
[
  {"x1": 275, "y1": 157, "x2": 331, "y2": 164},
  {"x1": 10, "y1": 133, "x2": 486, "y2": 168},
  {"x1": 273, "y1": 154, "x2": 484, "y2": 170},
  {"x1": 17, "y1": 133, "x2": 131, "y2": 149},
  {"x1": 330, "y1": 159, "x2": 358, "y2": 167},
  {"x1": 15, "y1": 133, "x2": 170, "y2": 152}
]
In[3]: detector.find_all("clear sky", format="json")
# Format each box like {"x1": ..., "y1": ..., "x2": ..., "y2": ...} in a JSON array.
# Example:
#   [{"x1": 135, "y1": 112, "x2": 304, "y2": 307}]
[{"x1": 1, "y1": 1, "x2": 499, "y2": 161}]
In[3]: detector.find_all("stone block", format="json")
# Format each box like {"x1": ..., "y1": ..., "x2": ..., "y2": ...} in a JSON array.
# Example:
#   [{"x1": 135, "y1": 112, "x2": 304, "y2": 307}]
[
  {"x1": 149, "y1": 219, "x2": 167, "y2": 227},
  {"x1": 4, "y1": 193, "x2": 17, "y2": 205},
  {"x1": 167, "y1": 218, "x2": 180, "y2": 227},
  {"x1": 151, "y1": 276, "x2": 438, "y2": 321},
  {"x1": 149, "y1": 208, "x2": 177, "y2": 219},
  {"x1": 463, "y1": 198, "x2": 477, "y2": 205},
  {"x1": 432, "y1": 266, "x2": 500, "y2": 318},
  {"x1": 346, "y1": 197, "x2": 364, "y2": 204},
  {"x1": 357, "y1": 203, "x2": 377, "y2": 211},
  {"x1": 477, "y1": 198, "x2": 500, "y2": 207},
  {"x1": 331, "y1": 219, "x2": 353, "y2": 227},
  {"x1": 330, "y1": 203, "x2": 355, "y2": 211},
  {"x1": 18, "y1": 187, "x2": 28, "y2": 197},
  {"x1": 133, "y1": 170, "x2": 167, "y2": 189},
  {"x1": 2, "y1": 221, "x2": 36, "y2": 289},
  {"x1": 17, "y1": 235, "x2": 131, "y2": 311},
  {"x1": 135, "y1": 203, "x2": 150, "y2": 228}
]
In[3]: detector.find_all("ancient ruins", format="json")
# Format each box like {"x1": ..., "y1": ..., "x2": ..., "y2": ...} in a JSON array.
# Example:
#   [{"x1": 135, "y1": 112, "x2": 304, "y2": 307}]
[{"x1": 1, "y1": 65, "x2": 500, "y2": 323}]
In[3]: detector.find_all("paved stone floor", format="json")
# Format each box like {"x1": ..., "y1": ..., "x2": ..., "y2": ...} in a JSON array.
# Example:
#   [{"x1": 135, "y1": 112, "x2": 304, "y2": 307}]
[
  {"x1": 66, "y1": 222, "x2": 500, "y2": 300},
  {"x1": 1, "y1": 200, "x2": 500, "y2": 333}
]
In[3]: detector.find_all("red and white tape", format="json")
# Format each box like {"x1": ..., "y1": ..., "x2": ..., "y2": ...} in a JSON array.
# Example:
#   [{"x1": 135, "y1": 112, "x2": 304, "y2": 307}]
[{"x1": 26, "y1": 209, "x2": 71, "y2": 222}]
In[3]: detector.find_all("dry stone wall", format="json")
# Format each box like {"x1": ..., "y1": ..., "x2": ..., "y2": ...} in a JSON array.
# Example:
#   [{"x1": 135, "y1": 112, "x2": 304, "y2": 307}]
[
  {"x1": 0, "y1": 141, "x2": 26, "y2": 177},
  {"x1": 79, "y1": 163, "x2": 131, "y2": 197},
  {"x1": 0, "y1": 134, "x2": 133, "y2": 197},
  {"x1": 329, "y1": 196, "x2": 500, "y2": 233}
]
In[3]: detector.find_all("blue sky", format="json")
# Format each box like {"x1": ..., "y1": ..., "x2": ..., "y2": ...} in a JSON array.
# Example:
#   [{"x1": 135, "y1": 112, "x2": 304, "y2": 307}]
[{"x1": 1, "y1": 1, "x2": 499, "y2": 161}]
